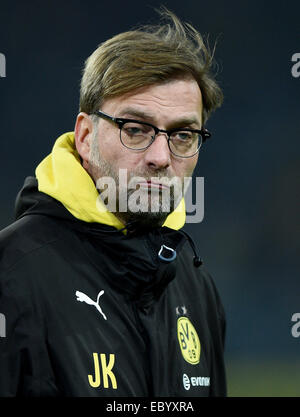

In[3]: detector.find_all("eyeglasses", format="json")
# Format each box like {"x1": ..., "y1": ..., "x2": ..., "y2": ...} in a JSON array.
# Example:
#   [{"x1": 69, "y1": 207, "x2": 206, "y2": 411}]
[{"x1": 92, "y1": 110, "x2": 211, "y2": 158}]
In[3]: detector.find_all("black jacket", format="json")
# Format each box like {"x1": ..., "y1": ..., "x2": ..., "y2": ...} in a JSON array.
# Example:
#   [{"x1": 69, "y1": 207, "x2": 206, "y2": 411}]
[{"x1": 0, "y1": 176, "x2": 226, "y2": 397}]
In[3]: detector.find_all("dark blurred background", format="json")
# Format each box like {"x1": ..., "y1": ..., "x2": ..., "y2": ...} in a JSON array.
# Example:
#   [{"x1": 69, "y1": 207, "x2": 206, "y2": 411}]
[{"x1": 0, "y1": 0, "x2": 299, "y2": 396}]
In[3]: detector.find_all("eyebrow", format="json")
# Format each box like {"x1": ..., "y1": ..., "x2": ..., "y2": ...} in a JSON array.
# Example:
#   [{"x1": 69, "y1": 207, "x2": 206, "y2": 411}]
[{"x1": 117, "y1": 107, "x2": 202, "y2": 129}]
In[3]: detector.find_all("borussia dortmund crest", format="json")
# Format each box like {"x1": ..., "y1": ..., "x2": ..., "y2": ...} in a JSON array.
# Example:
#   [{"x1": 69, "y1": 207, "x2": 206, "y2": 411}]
[{"x1": 177, "y1": 317, "x2": 201, "y2": 365}]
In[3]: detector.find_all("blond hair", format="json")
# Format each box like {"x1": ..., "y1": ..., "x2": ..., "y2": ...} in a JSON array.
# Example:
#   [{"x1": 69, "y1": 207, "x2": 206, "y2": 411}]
[{"x1": 80, "y1": 8, "x2": 223, "y2": 124}]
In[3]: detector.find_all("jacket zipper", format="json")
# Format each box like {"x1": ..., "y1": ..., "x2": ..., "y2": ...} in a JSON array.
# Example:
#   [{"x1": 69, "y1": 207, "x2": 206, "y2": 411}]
[{"x1": 132, "y1": 301, "x2": 153, "y2": 396}]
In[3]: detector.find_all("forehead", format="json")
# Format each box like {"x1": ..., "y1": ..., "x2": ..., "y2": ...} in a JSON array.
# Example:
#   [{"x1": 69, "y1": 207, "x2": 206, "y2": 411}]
[{"x1": 102, "y1": 78, "x2": 203, "y2": 125}]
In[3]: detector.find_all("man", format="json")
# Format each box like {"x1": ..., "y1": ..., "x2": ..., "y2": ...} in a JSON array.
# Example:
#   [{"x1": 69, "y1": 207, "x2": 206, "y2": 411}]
[{"x1": 0, "y1": 9, "x2": 226, "y2": 396}]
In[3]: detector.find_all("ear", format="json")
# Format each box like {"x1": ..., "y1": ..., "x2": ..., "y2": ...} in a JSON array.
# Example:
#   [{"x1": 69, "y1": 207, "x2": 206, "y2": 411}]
[{"x1": 74, "y1": 112, "x2": 94, "y2": 168}]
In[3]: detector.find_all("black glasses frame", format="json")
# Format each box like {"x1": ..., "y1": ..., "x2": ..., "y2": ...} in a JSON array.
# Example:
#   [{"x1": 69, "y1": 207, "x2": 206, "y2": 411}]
[{"x1": 92, "y1": 110, "x2": 212, "y2": 158}]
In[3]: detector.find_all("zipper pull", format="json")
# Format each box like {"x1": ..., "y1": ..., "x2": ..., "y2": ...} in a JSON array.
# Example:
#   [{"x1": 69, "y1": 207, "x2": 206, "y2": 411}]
[{"x1": 158, "y1": 244, "x2": 177, "y2": 263}]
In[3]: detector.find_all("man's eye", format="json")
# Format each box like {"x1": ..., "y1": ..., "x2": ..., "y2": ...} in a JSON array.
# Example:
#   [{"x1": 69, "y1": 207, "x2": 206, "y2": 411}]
[
  {"x1": 126, "y1": 127, "x2": 142, "y2": 135},
  {"x1": 123, "y1": 123, "x2": 150, "y2": 136},
  {"x1": 173, "y1": 131, "x2": 193, "y2": 141}
]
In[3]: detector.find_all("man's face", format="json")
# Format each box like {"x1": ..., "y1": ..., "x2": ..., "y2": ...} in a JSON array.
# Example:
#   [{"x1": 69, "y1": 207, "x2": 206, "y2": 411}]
[{"x1": 80, "y1": 77, "x2": 203, "y2": 227}]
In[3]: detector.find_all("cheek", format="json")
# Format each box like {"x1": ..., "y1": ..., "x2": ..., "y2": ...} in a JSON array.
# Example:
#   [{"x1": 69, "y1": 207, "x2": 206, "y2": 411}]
[
  {"x1": 173, "y1": 157, "x2": 198, "y2": 179},
  {"x1": 98, "y1": 130, "x2": 142, "y2": 170},
  {"x1": 187, "y1": 153, "x2": 199, "y2": 175},
  {"x1": 97, "y1": 126, "x2": 121, "y2": 160}
]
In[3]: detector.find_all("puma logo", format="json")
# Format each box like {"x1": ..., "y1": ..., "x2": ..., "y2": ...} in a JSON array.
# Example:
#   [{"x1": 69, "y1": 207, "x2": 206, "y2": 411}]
[{"x1": 75, "y1": 290, "x2": 107, "y2": 320}]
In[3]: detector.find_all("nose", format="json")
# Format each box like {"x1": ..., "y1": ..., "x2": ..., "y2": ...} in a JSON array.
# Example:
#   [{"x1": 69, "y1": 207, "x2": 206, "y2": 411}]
[{"x1": 143, "y1": 133, "x2": 171, "y2": 170}]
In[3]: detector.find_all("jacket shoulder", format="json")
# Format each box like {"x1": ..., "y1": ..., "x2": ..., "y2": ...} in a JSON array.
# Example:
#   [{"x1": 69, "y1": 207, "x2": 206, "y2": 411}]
[{"x1": 0, "y1": 215, "x2": 64, "y2": 273}]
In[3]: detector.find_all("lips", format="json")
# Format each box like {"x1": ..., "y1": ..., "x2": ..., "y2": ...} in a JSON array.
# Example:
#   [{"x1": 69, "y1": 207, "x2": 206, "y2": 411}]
[{"x1": 137, "y1": 181, "x2": 170, "y2": 190}]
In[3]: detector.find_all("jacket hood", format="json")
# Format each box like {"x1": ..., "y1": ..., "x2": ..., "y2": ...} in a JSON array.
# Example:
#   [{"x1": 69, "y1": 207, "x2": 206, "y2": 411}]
[{"x1": 16, "y1": 132, "x2": 186, "y2": 231}]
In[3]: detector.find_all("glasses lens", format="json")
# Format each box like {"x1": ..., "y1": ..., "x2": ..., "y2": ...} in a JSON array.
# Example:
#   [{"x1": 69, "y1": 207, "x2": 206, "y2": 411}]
[
  {"x1": 121, "y1": 122, "x2": 155, "y2": 150},
  {"x1": 169, "y1": 131, "x2": 201, "y2": 157},
  {"x1": 120, "y1": 122, "x2": 202, "y2": 158}
]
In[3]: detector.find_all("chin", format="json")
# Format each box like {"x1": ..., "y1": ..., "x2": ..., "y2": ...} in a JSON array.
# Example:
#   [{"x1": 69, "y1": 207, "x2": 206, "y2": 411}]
[{"x1": 120, "y1": 210, "x2": 170, "y2": 230}]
